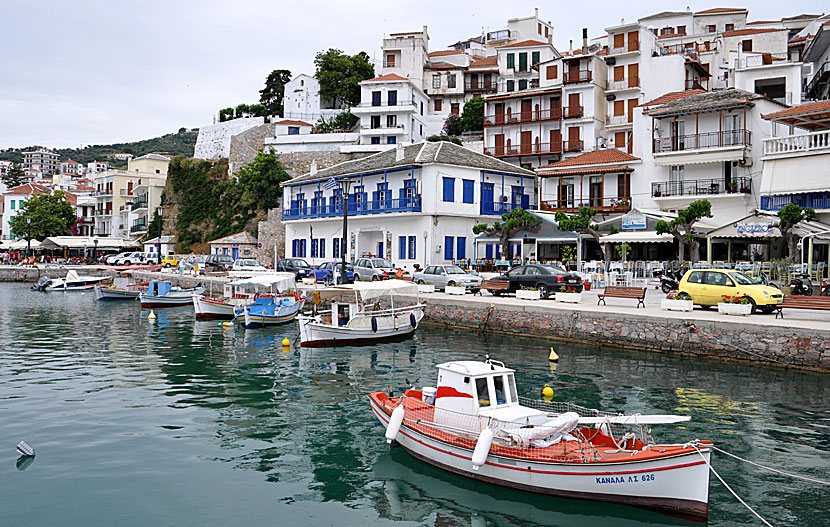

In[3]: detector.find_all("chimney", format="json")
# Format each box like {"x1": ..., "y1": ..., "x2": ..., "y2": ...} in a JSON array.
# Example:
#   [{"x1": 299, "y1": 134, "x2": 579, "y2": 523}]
[
  {"x1": 569, "y1": 39, "x2": 573, "y2": 54},
  {"x1": 535, "y1": 7, "x2": 539, "y2": 18},
  {"x1": 310, "y1": 160, "x2": 317, "y2": 175},
  {"x1": 582, "y1": 28, "x2": 588, "y2": 54},
  {"x1": 395, "y1": 143, "x2": 405, "y2": 161}
]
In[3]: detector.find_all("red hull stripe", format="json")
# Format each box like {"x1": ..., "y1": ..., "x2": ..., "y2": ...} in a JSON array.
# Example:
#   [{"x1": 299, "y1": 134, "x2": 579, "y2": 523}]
[
  {"x1": 436, "y1": 386, "x2": 474, "y2": 399},
  {"x1": 370, "y1": 403, "x2": 706, "y2": 476}
]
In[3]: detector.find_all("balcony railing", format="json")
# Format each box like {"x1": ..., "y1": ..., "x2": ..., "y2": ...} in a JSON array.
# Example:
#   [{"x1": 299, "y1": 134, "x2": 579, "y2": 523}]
[
  {"x1": 563, "y1": 105, "x2": 583, "y2": 119},
  {"x1": 120, "y1": 189, "x2": 135, "y2": 197},
  {"x1": 481, "y1": 201, "x2": 537, "y2": 215},
  {"x1": 685, "y1": 79, "x2": 707, "y2": 91},
  {"x1": 651, "y1": 177, "x2": 752, "y2": 198},
  {"x1": 484, "y1": 141, "x2": 562, "y2": 158},
  {"x1": 804, "y1": 60, "x2": 829, "y2": 99},
  {"x1": 563, "y1": 140, "x2": 584, "y2": 152},
  {"x1": 607, "y1": 76, "x2": 640, "y2": 91},
  {"x1": 283, "y1": 196, "x2": 422, "y2": 220},
  {"x1": 465, "y1": 79, "x2": 496, "y2": 92},
  {"x1": 606, "y1": 114, "x2": 631, "y2": 127},
  {"x1": 761, "y1": 191, "x2": 830, "y2": 211},
  {"x1": 130, "y1": 219, "x2": 147, "y2": 233},
  {"x1": 131, "y1": 196, "x2": 148, "y2": 210},
  {"x1": 763, "y1": 130, "x2": 830, "y2": 157},
  {"x1": 563, "y1": 70, "x2": 592, "y2": 84},
  {"x1": 383, "y1": 61, "x2": 397, "y2": 68},
  {"x1": 484, "y1": 108, "x2": 561, "y2": 127},
  {"x1": 541, "y1": 196, "x2": 632, "y2": 214},
  {"x1": 653, "y1": 130, "x2": 751, "y2": 153},
  {"x1": 658, "y1": 42, "x2": 711, "y2": 60}
]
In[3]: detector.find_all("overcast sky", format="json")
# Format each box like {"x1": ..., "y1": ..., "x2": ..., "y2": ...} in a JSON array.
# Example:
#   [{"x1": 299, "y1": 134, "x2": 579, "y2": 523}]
[{"x1": 1, "y1": 0, "x2": 825, "y2": 149}]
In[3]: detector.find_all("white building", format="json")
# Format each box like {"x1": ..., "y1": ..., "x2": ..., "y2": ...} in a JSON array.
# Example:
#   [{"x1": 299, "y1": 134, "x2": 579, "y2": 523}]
[
  {"x1": 284, "y1": 73, "x2": 344, "y2": 122},
  {"x1": 22, "y1": 149, "x2": 59, "y2": 176},
  {"x1": 1, "y1": 183, "x2": 50, "y2": 239},
  {"x1": 86, "y1": 161, "x2": 108, "y2": 175},
  {"x1": 351, "y1": 74, "x2": 432, "y2": 149},
  {"x1": 281, "y1": 141, "x2": 535, "y2": 270}
]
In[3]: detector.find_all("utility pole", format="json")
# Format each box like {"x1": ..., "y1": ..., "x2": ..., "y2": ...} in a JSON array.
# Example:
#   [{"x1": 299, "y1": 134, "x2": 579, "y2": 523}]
[{"x1": 340, "y1": 179, "x2": 353, "y2": 284}]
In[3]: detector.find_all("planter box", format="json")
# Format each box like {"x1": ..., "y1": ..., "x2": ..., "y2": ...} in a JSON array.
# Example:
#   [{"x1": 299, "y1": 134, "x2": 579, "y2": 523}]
[
  {"x1": 417, "y1": 284, "x2": 435, "y2": 294},
  {"x1": 516, "y1": 289, "x2": 541, "y2": 301},
  {"x1": 555, "y1": 292, "x2": 582, "y2": 303},
  {"x1": 717, "y1": 303, "x2": 752, "y2": 316},
  {"x1": 445, "y1": 285, "x2": 467, "y2": 296},
  {"x1": 661, "y1": 299, "x2": 693, "y2": 312}
]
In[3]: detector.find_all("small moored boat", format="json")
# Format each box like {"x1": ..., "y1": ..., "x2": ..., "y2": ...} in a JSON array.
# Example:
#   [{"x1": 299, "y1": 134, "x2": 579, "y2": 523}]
[
  {"x1": 33, "y1": 269, "x2": 110, "y2": 291},
  {"x1": 236, "y1": 273, "x2": 303, "y2": 327},
  {"x1": 298, "y1": 280, "x2": 423, "y2": 347},
  {"x1": 95, "y1": 275, "x2": 146, "y2": 300},
  {"x1": 369, "y1": 359, "x2": 712, "y2": 518},
  {"x1": 139, "y1": 281, "x2": 205, "y2": 308}
]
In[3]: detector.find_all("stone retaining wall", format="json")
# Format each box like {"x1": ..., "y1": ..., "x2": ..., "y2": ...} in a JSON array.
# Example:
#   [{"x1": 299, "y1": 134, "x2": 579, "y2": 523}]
[{"x1": 423, "y1": 301, "x2": 830, "y2": 372}]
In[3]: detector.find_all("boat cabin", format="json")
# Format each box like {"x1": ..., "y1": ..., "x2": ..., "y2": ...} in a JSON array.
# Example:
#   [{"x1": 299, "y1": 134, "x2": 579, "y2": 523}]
[
  {"x1": 148, "y1": 281, "x2": 172, "y2": 296},
  {"x1": 332, "y1": 300, "x2": 362, "y2": 327}
]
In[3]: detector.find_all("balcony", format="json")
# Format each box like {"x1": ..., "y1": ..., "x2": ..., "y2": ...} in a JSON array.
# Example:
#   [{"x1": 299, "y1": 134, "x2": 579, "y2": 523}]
[
  {"x1": 383, "y1": 60, "x2": 397, "y2": 68},
  {"x1": 563, "y1": 70, "x2": 592, "y2": 84},
  {"x1": 651, "y1": 177, "x2": 752, "y2": 198},
  {"x1": 120, "y1": 189, "x2": 135, "y2": 197},
  {"x1": 282, "y1": 196, "x2": 422, "y2": 220},
  {"x1": 804, "y1": 60, "x2": 829, "y2": 99},
  {"x1": 481, "y1": 200, "x2": 537, "y2": 215},
  {"x1": 563, "y1": 140, "x2": 584, "y2": 152},
  {"x1": 763, "y1": 130, "x2": 830, "y2": 159},
  {"x1": 609, "y1": 40, "x2": 640, "y2": 55},
  {"x1": 130, "y1": 219, "x2": 147, "y2": 234},
  {"x1": 95, "y1": 190, "x2": 113, "y2": 197},
  {"x1": 484, "y1": 108, "x2": 561, "y2": 127},
  {"x1": 351, "y1": 102, "x2": 416, "y2": 114},
  {"x1": 607, "y1": 76, "x2": 639, "y2": 91},
  {"x1": 360, "y1": 125, "x2": 406, "y2": 135},
  {"x1": 762, "y1": 191, "x2": 830, "y2": 211},
  {"x1": 685, "y1": 79, "x2": 707, "y2": 91},
  {"x1": 653, "y1": 130, "x2": 751, "y2": 153},
  {"x1": 131, "y1": 196, "x2": 148, "y2": 211},
  {"x1": 563, "y1": 105, "x2": 584, "y2": 119},
  {"x1": 606, "y1": 114, "x2": 631, "y2": 127},
  {"x1": 465, "y1": 79, "x2": 496, "y2": 92},
  {"x1": 484, "y1": 141, "x2": 562, "y2": 158},
  {"x1": 541, "y1": 196, "x2": 632, "y2": 214}
]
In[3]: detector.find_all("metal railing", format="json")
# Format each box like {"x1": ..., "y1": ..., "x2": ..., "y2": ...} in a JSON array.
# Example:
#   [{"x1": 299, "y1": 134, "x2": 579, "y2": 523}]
[
  {"x1": 483, "y1": 108, "x2": 562, "y2": 126},
  {"x1": 606, "y1": 114, "x2": 631, "y2": 127},
  {"x1": 484, "y1": 141, "x2": 562, "y2": 157},
  {"x1": 685, "y1": 79, "x2": 707, "y2": 91},
  {"x1": 609, "y1": 40, "x2": 640, "y2": 55},
  {"x1": 283, "y1": 196, "x2": 422, "y2": 220},
  {"x1": 465, "y1": 79, "x2": 496, "y2": 92},
  {"x1": 653, "y1": 130, "x2": 751, "y2": 153},
  {"x1": 383, "y1": 61, "x2": 397, "y2": 68},
  {"x1": 481, "y1": 201, "x2": 537, "y2": 215},
  {"x1": 761, "y1": 191, "x2": 830, "y2": 211},
  {"x1": 563, "y1": 140, "x2": 584, "y2": 152},
  {"x1": 804, "y1": 60, "x2": 829, "y2": 99},
  {"x1": 541, "y1": 196, "x2": 632, "y2": 213},
  {"x1": 563, "y1": 105, "x2": 583, "y2": 119},
  {"x1": 607, "y1": 76, "x2": 639, "y2": 90},
  {"x1": 131, "y1": 196, "x2": 148, "y2": 210},
  {"x1": 651, "y1": 176, "x2": 752, "y2": 198},
  {"x1": 563, "y1": 70, "x2": 592, "y2": 84},
  {"x1": 763, "y1": 130, "x2": 830, "y2": 157},
  {"x1": 658, "y1": 42, "x2": 711, "y2": 60}
]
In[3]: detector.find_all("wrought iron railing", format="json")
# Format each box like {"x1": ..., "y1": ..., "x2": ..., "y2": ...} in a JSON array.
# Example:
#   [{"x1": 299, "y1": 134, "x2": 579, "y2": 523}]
[
  {"x1": 651, "y1": 177, "x2": 752, "y2": 198},
  {"x1": 541, "y1": 196, "x2": 632, "y2": 213},
  {"x1": 480, "y1": 201, "x2": 537, "y2": 215},
  {"x1": 563, "y1": 70, "x2": 592, "y2": 84},
  {"x1": 484, "y1": 141, "x2": 562, "y2": 157},
  {"x1": 653, "y1": 130, "x2": 751, "y2": 153},
  {"x1": 282, "y1": 196, "x2": 422, "y2": 220},
  {"x1": 484, "y1": 108, "x2": 562, "y2": 127},
  {"x1": 761, "y1": 192, "x2": 830, "y2": 211}
]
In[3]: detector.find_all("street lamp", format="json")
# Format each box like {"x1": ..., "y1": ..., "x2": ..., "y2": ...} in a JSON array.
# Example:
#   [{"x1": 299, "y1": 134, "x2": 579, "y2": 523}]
[
  {"x1": 156, "y1": 206, "x2": 163, "y2": 265},
  {"x1": 340, "y1": 179, "x2": 353, "y2": 284},
  {"x1": 25, "y1": 216, "x2": 32, "y2": 261},
  {"x1": 93, "y1": 237, "x2": 99, "y2": 263}
]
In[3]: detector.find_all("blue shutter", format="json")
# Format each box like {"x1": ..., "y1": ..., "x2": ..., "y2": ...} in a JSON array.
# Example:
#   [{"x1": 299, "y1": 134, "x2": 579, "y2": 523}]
[
  {"x1": 444, "y1": 236, "x2": 454, "y2": 260},
  {"x1": 462, "y1": 180, "x2": 474, "y2": 204},
  {"x1": 333, "y1": 238, "x2": 339, "y2": 258},
  {"x1": 291, "y1": 239, "x2": 297, "y2": 257},
  {"x1": 496, "y1": 244, "x2": 501, "y2": 259},
  {"x1": 442, "y1": 177, "x2": 455, "y2": 202},
  {"x1": 521, "y1": 193, "x2": 529, "y2": 209},
  {"x1": 457, "y1": 237, "x2": 466, "y2": 259},
  {"x1": 408, "y1": 236, "x2": 416, "y2": 259},
  {"x1": 320, "y1": 239, "x2": 325, "y2": 258},
  {"x1": 485, "y1": 244, "x2": 493, "y2": 259},
  {"x1": 399, "y1": 236, "x2": 406, "y2": 259},
  {"x1": 372, "y1": 190, "x2": 378, "y2": 210}
]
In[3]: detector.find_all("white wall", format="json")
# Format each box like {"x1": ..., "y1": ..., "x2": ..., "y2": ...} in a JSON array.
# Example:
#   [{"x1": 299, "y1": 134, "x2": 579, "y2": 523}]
[{"x1": 193, "y1": 117, "x2": 265, "y2": 159}]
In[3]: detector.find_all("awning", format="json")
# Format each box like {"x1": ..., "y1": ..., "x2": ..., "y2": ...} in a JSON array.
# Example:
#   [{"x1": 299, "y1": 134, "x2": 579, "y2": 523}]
[
  {"x1": 228, "y1": 272, "x2": 296, "y2": 291},
  {"x1": 707, "y1": 211, "x2": 830, "y2": 239},
  {"x1": 315, "y1": 279, "x2": 419, "y2": 301},
  {"x1": 599, "y1": 231, "x2": 675, "y2": 243},
  {"x1": 8, "y1": 239, "x2": 41, "y2": 249},
  {"x1": 760, "y1": 155, "x2": 830, "y2": 196},
  {"x1": 39, "y1": 237, "x2": 141, "y2": 250}
]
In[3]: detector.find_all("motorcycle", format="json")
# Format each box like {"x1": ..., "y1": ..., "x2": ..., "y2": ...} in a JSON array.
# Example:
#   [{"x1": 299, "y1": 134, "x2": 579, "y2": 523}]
[
  {"x1": 752, "y1": 272, "x2": 779, "y2": 291},
  {"x1": 659, "y1": 269, "x2": 680, "y2": 294},
  {"x1": 789, "y1": 273, "x2": 813, "y2": 295},
  {"x1": 822, "y1": 279, "x2": 829, "y2": 296}
]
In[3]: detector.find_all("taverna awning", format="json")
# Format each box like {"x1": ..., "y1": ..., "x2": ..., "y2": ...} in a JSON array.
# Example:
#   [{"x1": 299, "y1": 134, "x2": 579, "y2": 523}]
[
  {"x1": 707, "y1": 211, "x2": 830, "y2": 239},
  {"x1": 599, "y1": 231, "x2": 675, "y2": 244},
  {"x1": 39, "y1": 236, "x2": 140, "y2": 250},
  {"x1": 228, "y1": 272, "x2": 297, "y2": 291},
  {"x1": 8, "y1": 239, "x2": 41, "y2": 250},
  {"x1": 316, "y1": 279, "x2": 419, "y2": 301}
]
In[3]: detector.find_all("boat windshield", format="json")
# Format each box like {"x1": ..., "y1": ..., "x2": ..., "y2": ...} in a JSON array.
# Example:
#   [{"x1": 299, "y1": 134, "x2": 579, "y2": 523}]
[
  {"x1": 476, "y1": 378, "x2": 490, "y2": 407},
  {"x1": 507, "y1": 373, "x2": 517, "y2": 404},
  {"x1": 493, "y1": 375, "x2": 506, "y2": 405},
  {"x1": 446, "y1": 266, "x2": 467, "y2": 274},
  {"x1": 728, "y1": 272, "x2": 755, "y2": 285}
]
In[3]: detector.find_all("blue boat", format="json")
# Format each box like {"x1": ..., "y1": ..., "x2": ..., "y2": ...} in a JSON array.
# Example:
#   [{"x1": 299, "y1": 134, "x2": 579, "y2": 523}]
[{"x1": 227, "y1": 273, "x2": 304, "y2": 328}]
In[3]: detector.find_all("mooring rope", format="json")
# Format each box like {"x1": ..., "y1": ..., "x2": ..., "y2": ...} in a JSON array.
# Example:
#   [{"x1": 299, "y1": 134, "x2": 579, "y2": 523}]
[{"x1": 711, "y1": 445, "x2": 830, "y2": 485}]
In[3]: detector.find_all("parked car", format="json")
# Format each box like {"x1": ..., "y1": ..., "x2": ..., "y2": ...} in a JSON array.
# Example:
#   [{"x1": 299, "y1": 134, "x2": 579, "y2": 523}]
[
  {"x1": 138, "y1": 251, "x2": 158, "y2": 264},
  {"x1": 353, "y1": 257, "x2": 396, "y2": 281},
  {"x1": 488, "y1": 264, "x2": 583, "y2": 299},
  {"x1": 181, "y1": 255, "x2": 206, "y2": 275},
  {"x1": 312, "y1": 261, "x2": 354, "y2": 284},
  {"x1": 275, "y1": 258, "x2": 314, "y2": 278},
  {"x1": 678, "y1": 269, "x2": 783, "y2": 313},
  {"x1": 413, "y1": 265, "x2": 482, "y2": 291},
  {"x1": 203, "y1": 254, "x2": 235, "y2": 272},
  {"x1": 116, "y1": 252, "x2": 145, "y2": 266},
  {"x1": 161, "y1": 254, "x2": 181, "y2": 268},
  {"x1": 230, "y1": 258, "x2": 268, "y2": 274},
  {"x1": 106, "y1": 252, "x2": 130, "y2": 265}
]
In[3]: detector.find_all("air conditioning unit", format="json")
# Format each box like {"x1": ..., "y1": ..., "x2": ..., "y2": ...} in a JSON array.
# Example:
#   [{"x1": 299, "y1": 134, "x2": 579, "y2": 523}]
[
  {"x1": 738, "y1": 158, "x2": 753, "y2": 167},
  {"x1": 605, "y1": 56, "x2": 617, "y2": 66},
  {"x1": 606, "y1": 93, "x2": 617, "y2": 101}
]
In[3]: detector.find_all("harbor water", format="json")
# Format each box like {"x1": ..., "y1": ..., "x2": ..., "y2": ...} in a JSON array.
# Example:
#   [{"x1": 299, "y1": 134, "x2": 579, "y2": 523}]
[{"x1": 0, "y1": 282, "x2": 827, "y2": 526}]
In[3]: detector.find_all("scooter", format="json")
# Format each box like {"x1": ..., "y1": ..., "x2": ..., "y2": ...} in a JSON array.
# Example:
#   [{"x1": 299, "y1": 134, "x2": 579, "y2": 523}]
[
  {"x1": 752, "y1": 272, "x2": 780, "y2": 291},
  {"x1": 789, "y1": 273, "x2": 813, "y2": 295},
  {"x1": 821, "y1": 279, "x2": 829, "y2": 296},
  {"x1": 659, "y1": 269, "x2": 680, "y2": 294}
]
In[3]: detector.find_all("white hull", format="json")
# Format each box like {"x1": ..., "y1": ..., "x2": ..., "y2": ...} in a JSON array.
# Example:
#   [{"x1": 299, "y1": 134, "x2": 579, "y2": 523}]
[
  {"x1": 299, "y1": 307, "x2": 423, "y2": 347},
  {"x1": 370, "y1": 398, "x2": 711, "y2": 517},
  {"x1": 243, "y1": 300, "x2": 302, "y2": 327},
  {"x1": 140, "y1": 287, "x2": 206, "y2": 308},
  {"x1": 95, "y1": 285, "x2": 140, "y2": 300},
  {"x1": 192, "y1": 296, "x2": 237, "y2": 318}
]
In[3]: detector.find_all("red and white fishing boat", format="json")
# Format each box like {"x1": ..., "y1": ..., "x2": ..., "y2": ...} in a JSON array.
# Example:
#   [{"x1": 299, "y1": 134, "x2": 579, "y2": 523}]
[{"x1": 369, "y1": 359, "x2": 712, "y2": 518}]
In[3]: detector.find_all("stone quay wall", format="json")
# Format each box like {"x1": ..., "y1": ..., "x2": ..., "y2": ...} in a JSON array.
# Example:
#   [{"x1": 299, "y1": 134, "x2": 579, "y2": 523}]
[
  {"x1": 257, "y1": 208, "x2": 286, "y2": 263},
  {"x1": 423, "y1": 300, "x2": 830, "y2": 372}
]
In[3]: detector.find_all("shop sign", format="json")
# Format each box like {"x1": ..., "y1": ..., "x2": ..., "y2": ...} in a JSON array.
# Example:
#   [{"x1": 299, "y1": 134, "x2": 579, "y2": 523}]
[
  {"x1": 621, "y1": 214, "x2": 647, "y2": 230},
  {"x1": 736, "y1": 222, "x2": 774, "y2": 236}
]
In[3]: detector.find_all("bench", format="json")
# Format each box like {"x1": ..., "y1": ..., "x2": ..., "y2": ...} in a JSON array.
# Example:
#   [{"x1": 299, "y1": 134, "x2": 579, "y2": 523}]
[
  {"x1": 775, "y1": 296, "x2": 830, "y2": 318},
  {"x1": 597, "y1": 286, "x2": 647, "y2": 308},
  {"x1": 478, "y1": 279, "x2": 510, "y2": 296}
]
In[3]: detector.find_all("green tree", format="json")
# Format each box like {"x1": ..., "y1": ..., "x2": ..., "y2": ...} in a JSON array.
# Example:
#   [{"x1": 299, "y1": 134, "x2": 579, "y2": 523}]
[
  {"x1": 236, "y1": 149, "x2": 291, "y2": 210},
  {"x1": 473, "y1": 208, "x2": 540, "y2": 258},
  {"x1": 314, "y1": 49, "x2": 375, "y2": 107},
  {"x1": 259, "y1": 69, "x2": 292, "y2": 117},
  {"x1": 459, "y1": 95, "x2": 484, "y2": 132},
  {"x1": 777, "y1": 204, "x2": 816, "y2": 259},
  {"x1": 9, "y1": 192, "x2": 77, "y2": 241},
  {"x1": 443, "y1": 114, "x2": 463, "y2": 136},
  {"x1": 655, "y1": 199, "x2": 713, "y2": 263},
  {"x1": 314, "y1": 110, "x2": 359, "y2": 133},
  {"x1": 218, "y1": 107, "x2": 235, "y2": 122},
  {"x1": 554, "y1": 207, "x2": 610, "y2": 260},
  {"x1": 3, "y1": 162, "x2": 27, "y2": 188}
]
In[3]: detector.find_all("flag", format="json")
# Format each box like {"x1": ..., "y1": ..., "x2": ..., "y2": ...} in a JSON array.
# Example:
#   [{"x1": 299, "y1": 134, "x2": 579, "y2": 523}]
[{"x1": 323, "y1": 177, "x2": 337, "y2": 190}]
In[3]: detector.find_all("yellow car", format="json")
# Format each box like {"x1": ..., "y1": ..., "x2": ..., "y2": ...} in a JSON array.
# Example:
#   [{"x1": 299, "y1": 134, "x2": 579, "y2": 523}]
[
  {"x1": 161, "y1": 254, "x2": 181, "y2": 268},
  {"x1": 678, "y1": 269, "x2": 784, "y2": 313}
]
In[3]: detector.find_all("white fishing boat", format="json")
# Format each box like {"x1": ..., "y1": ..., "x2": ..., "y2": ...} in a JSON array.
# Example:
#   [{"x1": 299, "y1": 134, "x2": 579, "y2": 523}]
[
  {"x1": 298, "y1": 280, "x2": 424, "y2": 347},
  {"x1": 234, "y1": 273, "x2": 304, "y2": 327},
  {"x1": 139, "y1": 281, "x2": 206, "y2": 308},
  {"x1": 32, "y1": 269, "x2": 110, "y2": 291},
  {"x1": 370, "y1": 359, "x2": 712, "y2": 518},
  {"x1": 95, "y1": 275, "x2": 145, "y2": 300},
  {"x1": 192, "y1": 295, "x2": 237, "y2": 319}
]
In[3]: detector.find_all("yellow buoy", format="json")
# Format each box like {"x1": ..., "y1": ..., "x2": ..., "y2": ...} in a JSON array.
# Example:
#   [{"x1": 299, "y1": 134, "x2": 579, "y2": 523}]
[
  {"x1": 282, "y1": 337, "x2": 290, "y2": 351},
  {"x1": 148, "y1": 310, "x2": 156, "y2": 321},
  {"x1": 541, "y1": 384, "x2": 554, "y2": 398},
  {"x1": 549, "y1": 347, "x2": 559, "y2": 362}
]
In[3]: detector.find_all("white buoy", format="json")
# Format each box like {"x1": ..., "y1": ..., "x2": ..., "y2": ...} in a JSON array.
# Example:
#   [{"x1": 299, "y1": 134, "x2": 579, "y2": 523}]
[
  {"x1": 385, "y1": 406, "x2": 406, "y2": 444},
  {"x1": 148, "y1": 310, "x2": 156, "y2": 321},
  {"x1": 471, "y1": 428, "x2": 494, "y2": 470}
]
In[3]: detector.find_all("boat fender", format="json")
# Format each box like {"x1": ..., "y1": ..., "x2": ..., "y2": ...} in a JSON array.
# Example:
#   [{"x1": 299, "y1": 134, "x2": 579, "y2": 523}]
[
  {"x1": 371, "y1": 316, "x2": 378, "y2": 333},
  {"x1": 385, "y1": 406, "x2": 405, "y2": 443},
  {"x1": 409, "y1": 313, "x2": 417, "y2": 328},
  {"x1": 472, "y1": 428, "x2": 494, "y2": 470},
  {"x1": 541, "y1": 384, "x2": 554, "y2": 399}
]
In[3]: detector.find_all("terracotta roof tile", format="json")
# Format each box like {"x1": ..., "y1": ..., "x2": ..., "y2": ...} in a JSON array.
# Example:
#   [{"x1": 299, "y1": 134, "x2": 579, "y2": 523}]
[
  {"x1": 484, "y1": 88, "x2": 561, "y2": 102},
  {"x1": 4, "y1": 183, "x2": 50, "y2": 195},
  {"x1": 696, "y1": 7, "x2": 747, "y2": 14},
  {"x1": 65, "y1": 192, "x2": 77, "y2": 205},
  {"x1": 208, "y1": 231, "x2": 255, "y2": 245},
  {"x1": 537, "y1": 164, "x2": 635, "y2": 176},
  {"x1": 722, "y1": 28, "x2": 787, "y2": 37},
  {"x1": 762, "y1": 100, "x2": 830, "y2": 120},
  {"x1": 428, "y1": 50, "x2": 464, "y2": 57},
  {"x1": 499, "y1": 40, "x2": 549, "y2": 49},
  {"x1": 363, "y1": 73, "x2": 408, "y2": 82},
  {"x1": 539, "y1": 149, "x2": 640, "y2": 170},
  {"x1": 425, "y1": 63, "x2": 460, "y2": 70},
  {"x1": 469, "y1": 56, "x2": 498, "y2": 67},
  {"x1": 642, "y1": 89, "x2": 706, "y2": 107},
  {"x1": 746, "y1": 20, "x2": 778, "y2": 25},
  {"x1": 278, "y1": 120, "x2": 313, "y2": 126}
]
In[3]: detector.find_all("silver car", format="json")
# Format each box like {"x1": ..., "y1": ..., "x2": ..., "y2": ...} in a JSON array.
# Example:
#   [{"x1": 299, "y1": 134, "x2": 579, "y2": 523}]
[
  {"x1": 413, "y1": 265, "x2": 482, "y2": 291},
  {"x1": 353, "y1": 257, "x2": 396, "y2": 281}
]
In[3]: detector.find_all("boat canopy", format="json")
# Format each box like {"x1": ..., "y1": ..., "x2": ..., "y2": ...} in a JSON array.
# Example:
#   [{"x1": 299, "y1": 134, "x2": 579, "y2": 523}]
[
  {"x1": 316, "y1": 279, "x2": 419, "y2": 301},
  {"x1": 228, "y1": 272, "x2": 297, "y2": 291}
]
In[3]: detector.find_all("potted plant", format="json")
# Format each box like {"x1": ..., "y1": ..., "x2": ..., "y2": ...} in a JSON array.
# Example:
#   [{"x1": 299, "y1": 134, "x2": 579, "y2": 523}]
[
  {"x1": 516, "y1": 285, "x2": 541, "y2": 301},
  {"x1": 555, "y1": 285, "x2": 582, "y2": 303},
  {"x1": 653, "y1": 190, "x2": 662, "y2": 197},
  {"x1": 717, "y1": 293, "x2": 753, "y2": 315},
  {"x1": 417, "y1": 281, "x2": 435, "y2": 294},
  {"x1": 445, "y1": 282, "x2": 467, "y2": 295},
  {"x1": 661, "y1": 291, "x2": 694, "y2": 312}
]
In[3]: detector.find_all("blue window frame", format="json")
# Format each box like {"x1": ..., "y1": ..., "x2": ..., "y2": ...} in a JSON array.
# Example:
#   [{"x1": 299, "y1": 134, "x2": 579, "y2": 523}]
[
  {"x1": 485, "y1": 244, "x2": 493, "y2": 259},
  {"x1": 398, "y1": 236, "x2": 406, "y2": 259},
  {"x1": 456, "y1": 237, "x2": 466, "y2": 259},
  {"x1": 442, "y1": 177, "x2": 455, "y2": 202},
  {"x1": 408, "y1": 236, "x2": 416, "y2": 259},
  {"x1": 288, "y1": 126, "x2": 300, "y2": 135},
  {"x1": 387, "y1": 136, "x2": 396, "y2": 144},
  {"x1": 319, "y1": 238, "x2": 325, "y2": 258},
  {"x1": 462, "y1": 179, "x2": 474, "y2": 204},
  {"x1": 311, "y1": 239, "x2": 319, "y2": 258},
  {"x1": 388, "y1": 90, "x2": 397, "y2": 106},
  {"x1": 444, "y1": 236, "x2": 454, "y2": 260},
  {"x1": 333, "y1": 238, "x2": 340, "y2": 258}
]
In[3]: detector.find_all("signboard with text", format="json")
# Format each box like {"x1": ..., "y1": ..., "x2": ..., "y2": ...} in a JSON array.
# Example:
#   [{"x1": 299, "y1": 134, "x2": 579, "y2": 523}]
[
  {"x1": 736, "y1": 222, "x2": 774, "y2": 236},
  {"x1": 621, "y1": 214, "x2": 647, "y2": 230}
]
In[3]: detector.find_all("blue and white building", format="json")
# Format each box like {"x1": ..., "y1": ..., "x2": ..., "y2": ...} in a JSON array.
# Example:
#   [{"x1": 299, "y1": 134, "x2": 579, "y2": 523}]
[{"x1": 281, "y1": 141, "x2": 536, "y2": 271}]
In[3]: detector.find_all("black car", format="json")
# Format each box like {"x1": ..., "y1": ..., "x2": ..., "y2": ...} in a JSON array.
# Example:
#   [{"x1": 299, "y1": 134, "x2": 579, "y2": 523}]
[
  {"x1": 203, "y1": 254, "x2": 235, "y2": 272},
  {"x1": 489, "y1": 264, "x2": 583, "y2": 299},
  {"x1": 276, "y1": 258, "x2": 314, "y2": 278}
]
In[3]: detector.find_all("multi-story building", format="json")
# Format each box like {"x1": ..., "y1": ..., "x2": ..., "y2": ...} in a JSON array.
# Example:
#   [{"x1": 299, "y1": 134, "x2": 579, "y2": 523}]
[
  {"x1": 800, "y1": 16, "x2": 830, "y2": 101},
  {"x1": 283, "y1": 73, "x2": 344, "y2": 122},
  {"x1": 424, "y1": 50, "x2": 470, "y2": 120},
  {"x1": 1, "y1": 183, "x2": 50, "y2": 239},
  {"x1": 350, "y1": 74, "x2": 431, "y2": 149},
  {"x1": 22, "y1": 149, "x2": 59, "y2": 176},
  {"x1": 59, "y1": 159, "x2": 83, "y2": 176},
  {"x1": 95, "y1": 154, "x2": 169, "y2": 238},
  {"x1": 86, "y1": 161, "x2": 108, "y2": 176},
  {"x1": 0, "y1": 161, "x2": 11, "y2": 181},
  {"x1": 379, "y1": 26, "x2": 430, "y2": 86},
  {"x1": 280, "y1": 141, "x2": 535, "y2": 270},
  {"x1": 483, "y1": 8, "x2": 554, "y2": 50}
]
